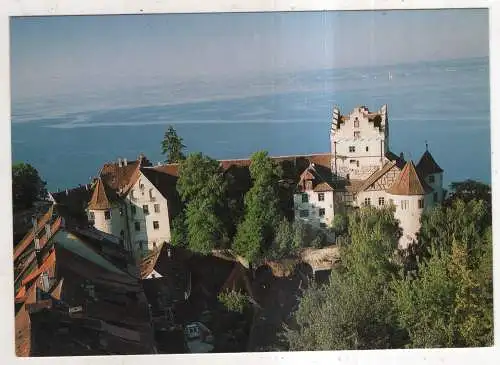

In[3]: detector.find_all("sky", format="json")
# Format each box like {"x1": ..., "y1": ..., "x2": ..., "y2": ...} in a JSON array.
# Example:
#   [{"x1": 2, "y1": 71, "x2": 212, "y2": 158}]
[{"x1": 10, "y1": 9, "x2": 489, "y2": 119}]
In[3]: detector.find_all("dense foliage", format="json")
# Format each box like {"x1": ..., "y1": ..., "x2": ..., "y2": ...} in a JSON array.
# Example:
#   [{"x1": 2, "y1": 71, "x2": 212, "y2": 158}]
[
  {"x1": 287, "y1": 184, "x2": 493, "y2": 350},
  {"x1": 12, "y1": 162, "x2": 47, "y2": 212},
  {"x1": 233, "y1": 151, "x2": 283, "y2": 263},
  {"x1": 218, "y1": 290, "x2": 249, "y2": 314},
  {"x1": 287, "y1": 206, "x2": 402, "y2": 350},
  {"x1": 161, "y1": 126, "x2": 186, "y2": 163},
  {"x1": 176, "y1": 153, "x2": 228, "y2": 254}
]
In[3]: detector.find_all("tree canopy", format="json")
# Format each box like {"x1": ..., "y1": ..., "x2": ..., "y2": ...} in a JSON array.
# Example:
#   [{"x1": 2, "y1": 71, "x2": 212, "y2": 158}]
[
  {"x1": 176, "y1": 153, "x2": 228, "y2": 254},
  {"x1": 161, "y1": 126, "x2": 186, "y2": 163},
  {"x1": 12, "y1": 162, "x2": 47, "y2": 212},
  {"x1": 287, "y1": 206, "x2": 402, "y2": 350},
  {"x1": 233, "y1": 151, "x2": 283, "y2": 263}
]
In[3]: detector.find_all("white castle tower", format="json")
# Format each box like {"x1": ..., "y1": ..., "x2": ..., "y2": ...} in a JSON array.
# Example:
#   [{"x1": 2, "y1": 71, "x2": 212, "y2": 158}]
[
  {"x1": 330, "y1": 105, "x2": 389, "y2": 180},
  {"x1": 386, "y1": 160, "x2": 434, "y2": 249},
  {"x1": 87, "y1": 177, "x2": 125, "y2": 239}
]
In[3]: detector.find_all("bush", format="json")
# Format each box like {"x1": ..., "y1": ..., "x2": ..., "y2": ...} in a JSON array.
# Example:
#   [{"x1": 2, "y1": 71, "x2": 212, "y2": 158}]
[{"x1": 218, "y1": 290, "x2": 249, "y2": 314}]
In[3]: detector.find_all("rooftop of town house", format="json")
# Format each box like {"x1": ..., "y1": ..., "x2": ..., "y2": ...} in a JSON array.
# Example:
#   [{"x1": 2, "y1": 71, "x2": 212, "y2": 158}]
[
  {"x1": 387, "y1": 160, "x2": 433, "y2": 196},
  {"x1": 416, "y1": 149, "x2": 444, "y2": 176}
]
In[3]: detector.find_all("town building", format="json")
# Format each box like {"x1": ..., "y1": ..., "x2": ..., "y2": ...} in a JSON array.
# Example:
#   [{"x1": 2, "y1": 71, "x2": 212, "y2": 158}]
[
  {"x1": 13, "y1": 207, "x2": 158, "y2": 356},
  {"x1": 294, "y1": 105, "x2": 445, "y2": 249},
  {"x1": 47, "y1": 104, "x2": 444, "y2": 254}
]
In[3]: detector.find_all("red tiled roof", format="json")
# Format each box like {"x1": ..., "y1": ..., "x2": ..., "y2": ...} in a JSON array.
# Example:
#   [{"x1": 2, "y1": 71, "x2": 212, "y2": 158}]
[
  {"x1": 21, "y1": 249, "x2": 56, "y2": 287},
  {"x1": 387, "y1": 161, "x2": 433, "y2": 196},
  {"x1": 14, "y1": 205, "x2": 54, "y2": 261},
  {"x1": 88, "y1": 178, "x2": 113, "y2": 210},
  {"x1": 416, "y1": 150, "x2": 443, "y2": 176}
]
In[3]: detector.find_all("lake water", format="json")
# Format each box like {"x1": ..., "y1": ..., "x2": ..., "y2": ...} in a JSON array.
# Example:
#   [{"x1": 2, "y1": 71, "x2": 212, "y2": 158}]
[{"x1": 11, "y1": 57, "x2": 490, "y2": 192}]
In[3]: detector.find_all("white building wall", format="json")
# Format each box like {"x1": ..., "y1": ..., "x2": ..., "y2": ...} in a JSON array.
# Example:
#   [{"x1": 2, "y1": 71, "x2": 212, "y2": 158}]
[
  {"x1": 294, "y1": 190, "x2": 335, "y2": 229},
  {"x1": 330, "y1": 106, "x2": 388, "y2": 180},
  {"x1": 354, "y1": 190, "x2": 389, "y2": 208},
  {"x1": 386, "y1": 193, "x2": 433, "y2": 249},
  {"x1": 90, "y1": 206, "x2": 124, "y2": 238},
  {"x1": 424, "y1": 172, "x2": 444, "y2": 204},
  {"x1": 125, "y1": 173, "x2": 172, "y2": 255}
]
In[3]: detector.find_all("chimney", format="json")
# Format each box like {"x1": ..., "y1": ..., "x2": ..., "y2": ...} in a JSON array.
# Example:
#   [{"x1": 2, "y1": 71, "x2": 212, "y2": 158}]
[
  {"x1": 40, "y1": 272, "x2": 50, "y2": 292},
  {"x1": 34, "y1": 237, "x2": 42, "y2": 267},
  {"x1": 32, "y1": 215, "x2": 38, "y2": 232},
  {"x1": 118, "y1": 158, "x2": 123, "y2": 167},
  {"x1": 45, "y1": 224, "x2": 51, "y2": 241},
  {"x1": 123, "y1": 158, "x2": 128, "y2": 166}
]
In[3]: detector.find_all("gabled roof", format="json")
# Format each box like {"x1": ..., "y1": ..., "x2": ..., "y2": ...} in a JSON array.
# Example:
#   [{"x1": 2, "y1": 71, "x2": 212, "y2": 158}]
[
  {"x1": 386, "y1": 161, "x2": 433, "y2": 196},
  {"x1": 416, "y1": 150, "x2": 443, "y2": 176},
  {"x1": 358, "y1": 161, "x2": 399, "y2": 192},
  {"x1": 88, "y1": 178, "x2": 116, "y2": 210},
  {"x1": 297, "y1": 163, "x2": 334, "y2": 192}
]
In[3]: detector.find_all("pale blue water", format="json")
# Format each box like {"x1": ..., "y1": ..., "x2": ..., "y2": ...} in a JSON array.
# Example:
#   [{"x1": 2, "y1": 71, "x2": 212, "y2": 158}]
[{"x1": 11, "y1": 57, "x2": 490, "y2": 192}]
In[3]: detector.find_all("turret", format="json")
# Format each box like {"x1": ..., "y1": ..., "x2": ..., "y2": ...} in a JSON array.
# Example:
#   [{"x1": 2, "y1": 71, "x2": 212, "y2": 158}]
[
  {"x1": 386, "y1": 161, "x2": 433, "y2": 249},
  {"x1": 416, "y1": 143, "x2": 444, "y2": 204},
  {"x1": 87, "y1": 178, "x2": 123, "y2": 238}
]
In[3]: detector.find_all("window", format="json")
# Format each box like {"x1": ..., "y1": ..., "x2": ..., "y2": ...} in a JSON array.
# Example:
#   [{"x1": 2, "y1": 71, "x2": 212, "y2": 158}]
[
  {"x1": 130, "y1": 189, "x2": 136, "y2": 201},
  {"x1": 418, "y1": 199, "x2": 424, "y2": 209},
  {"x1": 318, "y1": 193, "x2": 325, "y2": 201},
  {"x1": 354, "y1": 131, "x2": 360, "y2": 139},
  {"x1": 143, "y1": 205, "x2": 149, "y2": 215},
  {"x1": 320, "y1": 222, "x2": 327, "y2": 228},
  {"x1": 104, "y1": 210, "x2": 111, "y2": 220},
  {"x1": 378, "y1": 197, "x2": 385, "y2": 206},
  {"x1": 134, "y1": 222, "x2": 140, "y2": 231},
  {"x1": 354, "y1": 118, "x2": 360, "y2": 128},
  {"x1": 366, "y1": 146, "x2": 369, "y2": 152},
  {"x1": 153, "y1": 221, "x2": 160, "y2": 230},
  {"x1": 119, "y1": 207, "x2": 124, "y2": 216},
  {"x1": 154, "y1": 204, "x2": 160, "y2": 213},
  {"x1": 301, "y1": 194, "x2": 309, "y2": 203},
  {"x1": 434, "y1": 192, "x2": 438, "y2": 203},
  {"x1": 364, "y1": 198, "x2": 371, "y2": 206},
  {"x1": 401, "y1": 200, "x2": 409, "y2": 210},
  {"x1": 350, "y1": 159, "x2": 357, "y2": 164},
  {"x1": 305, "y1": 181, "x2": 313, "y2": 190},
  {"x1": 319, "y1": 208, "x2": 326, "y2": 217},
  {"x1": 389, "y1": 199, "x2": 394, "y2": 205},
  {"x1": 349, "y1": 146, "x2": 356, "y2": 153},
  {"x1": 88, "y1": 211, "x2": 95, "y2": 221},
  {"x1": 131, "y1": 205, "x2": 136, "y2": 215},
  {"x1": 149, "y1": 189, "x2": 155, "y2": 201},
  {"x1": 299, "y1": 209, "x2": 309, "y2": 218},
  {"x1": 428, "y1": 175, "x2": 435, "y2": 183}
]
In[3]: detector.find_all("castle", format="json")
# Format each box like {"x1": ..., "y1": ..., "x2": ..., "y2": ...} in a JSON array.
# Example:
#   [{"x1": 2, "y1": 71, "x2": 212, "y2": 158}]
[
  {"x1": 294, "y1": 105, "x2": 444, "y2": 249},
  {"x1": 48, "y1": 104, "x2": 444, "y2": 254}
]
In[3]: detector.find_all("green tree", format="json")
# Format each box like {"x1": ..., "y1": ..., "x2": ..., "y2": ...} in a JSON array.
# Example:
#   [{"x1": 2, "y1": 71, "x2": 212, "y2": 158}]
[
  {"x1": 170, "y1": 211, "x2": 188, "y2": 247},
  {"x1": 287, "y1": 206, "x2": 403, "y2": 351},
  {"x1": 161, "y1": 126, "x2": 186, "y2": 163},
  {"x1": 392, "y1": 201, "x2": 493, "y2": 348},
  {"x1": 218, "y1": 290, "x2": 249, "y2": 314},
  {"x1": 176, "y1": 153, "x2": 228, "y2": 254},
  {"x1": 331, "y1": 212, "x2": 348, "y2": 236},
  {"x1": 12, "y1": 162, "x2": 47, "y2": 212},
  {"x1": 233, "y1": 151, "x2": 283, "y2": 263},
  {"x1": 268, "y1": 218, "x2": 294, "y2": 260}
]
